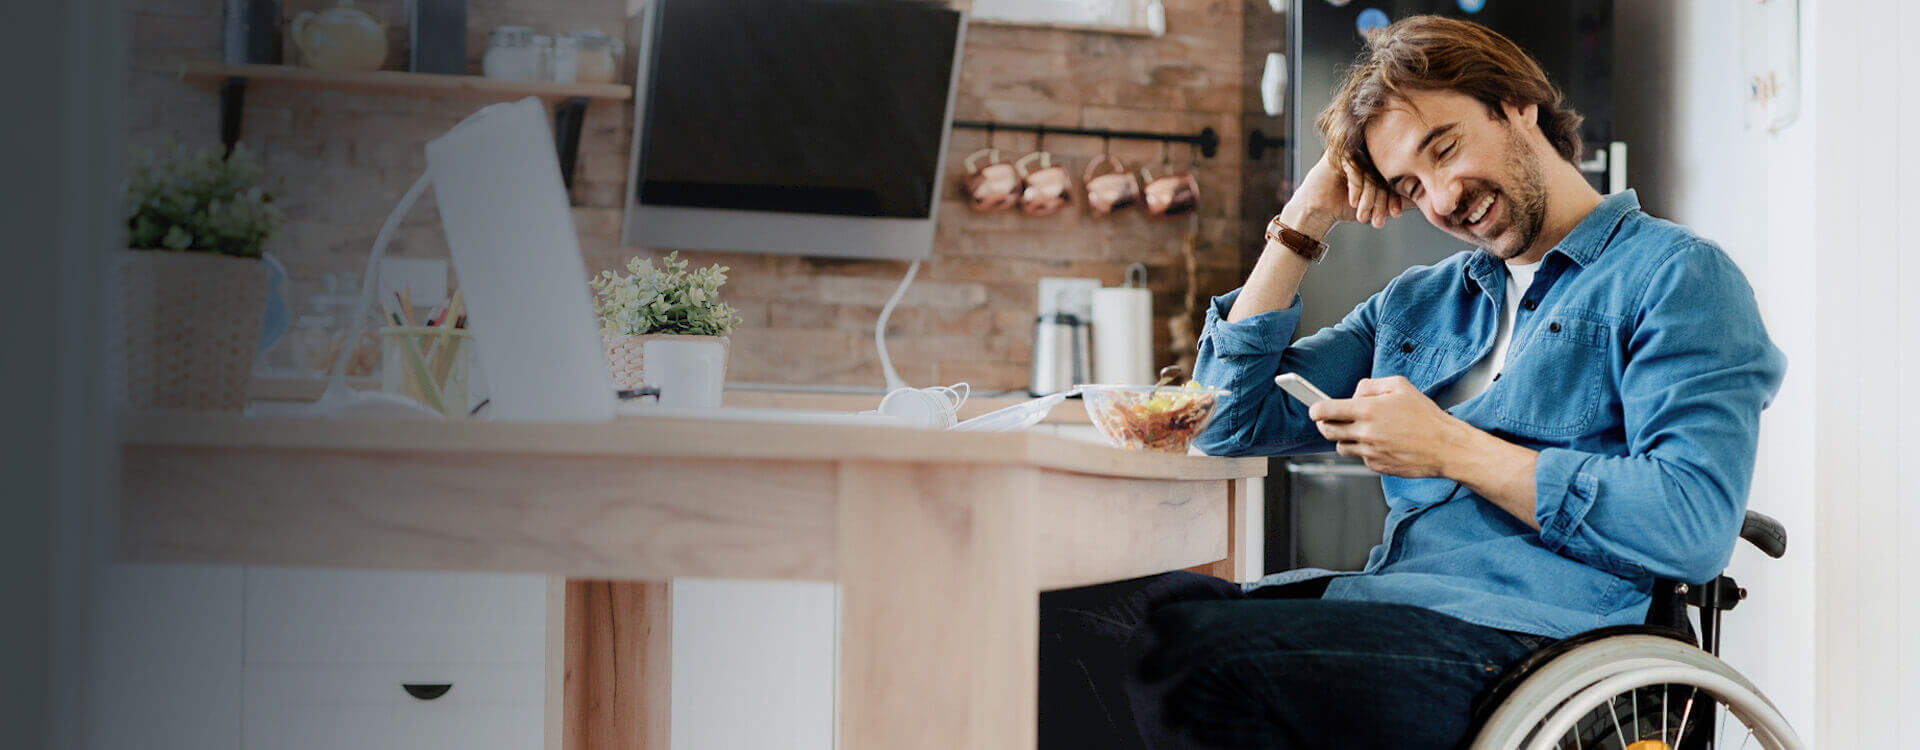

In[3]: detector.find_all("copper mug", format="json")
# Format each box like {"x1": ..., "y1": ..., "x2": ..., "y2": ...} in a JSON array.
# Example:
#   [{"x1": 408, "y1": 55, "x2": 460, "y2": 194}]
[
  {"x1": 962, "y1": 148, "x2": 1022, "y2": 213},
  {"x1": 1083, "y1": 153, "x2": 1141, "y2": 218},
  {"x1": 1140, "y1": 165, "x2": 1200, "y2": 218},
  {"x1": 1015, "y1": 150, "x2": 1073, "y2": 217}
]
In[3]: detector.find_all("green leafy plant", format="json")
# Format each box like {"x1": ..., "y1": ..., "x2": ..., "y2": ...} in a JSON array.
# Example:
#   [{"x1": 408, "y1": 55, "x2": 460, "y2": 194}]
[
  {"x1": 591, "y1": 251, "x2": 742, "y2": 337},
  {"x1": 125, "y1": 141, "x2": 283, "y2": 258}
]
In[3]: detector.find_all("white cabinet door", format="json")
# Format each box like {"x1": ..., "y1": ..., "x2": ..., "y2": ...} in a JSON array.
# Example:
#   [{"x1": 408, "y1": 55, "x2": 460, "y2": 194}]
[
  {"x1": 671, "y1": 579, "x2": 836, "y2": 750},
  {"x1": 85, "y1": 563, "x2": 245, "y2": 750}
]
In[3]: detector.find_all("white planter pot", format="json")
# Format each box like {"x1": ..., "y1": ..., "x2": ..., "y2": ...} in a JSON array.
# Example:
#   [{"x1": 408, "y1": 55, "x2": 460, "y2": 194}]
[
  {"x1": 603, "y1": 333, "x2": 730, "y2": 391},
  {"x1": 640, "y1": 337, "x2": 728, "y2": 408}
]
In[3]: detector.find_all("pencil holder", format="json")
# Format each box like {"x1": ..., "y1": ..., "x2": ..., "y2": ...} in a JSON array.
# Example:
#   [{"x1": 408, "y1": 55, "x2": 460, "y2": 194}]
[{"x1": 379, "y1": 326, "x2": 472, "y2": 417}]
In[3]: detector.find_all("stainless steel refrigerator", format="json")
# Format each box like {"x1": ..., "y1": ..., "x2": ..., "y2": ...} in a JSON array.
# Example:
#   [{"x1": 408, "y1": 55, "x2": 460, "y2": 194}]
[{"x1": 1267, "y1": 0, "x2": 1619, "y2": 575}]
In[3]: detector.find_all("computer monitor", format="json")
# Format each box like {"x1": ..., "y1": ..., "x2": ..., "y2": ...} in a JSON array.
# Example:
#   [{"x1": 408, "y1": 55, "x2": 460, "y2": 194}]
[{"x1": 620, "y1": 0, "x2": 967, "y2": 261}]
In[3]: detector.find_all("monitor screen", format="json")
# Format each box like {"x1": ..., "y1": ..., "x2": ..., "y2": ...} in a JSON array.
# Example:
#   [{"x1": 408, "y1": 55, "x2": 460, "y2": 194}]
[{"x1": 634, "y1": 0, "x2": 962, "y2": 220}]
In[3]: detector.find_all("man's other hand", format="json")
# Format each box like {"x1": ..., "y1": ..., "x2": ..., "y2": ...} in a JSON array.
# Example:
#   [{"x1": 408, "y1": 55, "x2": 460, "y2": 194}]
[
  {"x1": 1309, "y1": 376, "x2": 1464, "y2": 478},
  {"x1": 1291, "y1": 152, "x2": 1404, "y2": 231}
]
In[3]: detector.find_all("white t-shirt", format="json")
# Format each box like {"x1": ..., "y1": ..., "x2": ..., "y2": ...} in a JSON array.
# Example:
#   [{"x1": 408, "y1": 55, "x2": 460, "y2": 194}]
[{"x1": 1435, "y1": 259, "x2": 1541, "y2": 409}]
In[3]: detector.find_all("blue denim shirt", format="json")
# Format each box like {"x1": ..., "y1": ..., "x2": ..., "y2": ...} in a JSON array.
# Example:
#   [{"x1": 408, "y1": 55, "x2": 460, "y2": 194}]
[{"x1": 1192, "y1": 191, "x2": 1786, "y2": 639}]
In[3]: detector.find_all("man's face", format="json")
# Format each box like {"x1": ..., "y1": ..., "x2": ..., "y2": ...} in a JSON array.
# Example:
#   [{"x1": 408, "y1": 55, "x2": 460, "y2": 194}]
[{"x1": 1364, "y1": 89, "x2": 1549, "y2": 260}]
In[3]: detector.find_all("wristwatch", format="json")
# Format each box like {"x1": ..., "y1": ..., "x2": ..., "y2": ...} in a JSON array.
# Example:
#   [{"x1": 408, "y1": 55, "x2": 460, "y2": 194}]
[{"x1": 1265, "y1": 215, "x2": 1329, "y2": 263}]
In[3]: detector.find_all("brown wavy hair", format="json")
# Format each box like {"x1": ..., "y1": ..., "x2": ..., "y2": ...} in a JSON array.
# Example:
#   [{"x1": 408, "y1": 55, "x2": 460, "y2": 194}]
[{"x1": 1318, "y1": 15, "x2": 1583, "y2": 191}]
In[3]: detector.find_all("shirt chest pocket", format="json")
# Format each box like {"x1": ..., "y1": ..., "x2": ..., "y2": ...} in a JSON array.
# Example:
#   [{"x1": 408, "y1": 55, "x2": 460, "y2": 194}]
[
  {"x1": 1373, "y1": 322, "x2": 1454, "y2": 387},
  {"x1": 1494, "y1": 313, "x2": 1616, "y2": 439}
]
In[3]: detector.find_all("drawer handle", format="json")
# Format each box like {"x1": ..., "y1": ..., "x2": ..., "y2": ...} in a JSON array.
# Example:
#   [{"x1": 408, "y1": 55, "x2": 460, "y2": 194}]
[{"x1": 402, "y1": 683, "x2": 453, "y2": 701}]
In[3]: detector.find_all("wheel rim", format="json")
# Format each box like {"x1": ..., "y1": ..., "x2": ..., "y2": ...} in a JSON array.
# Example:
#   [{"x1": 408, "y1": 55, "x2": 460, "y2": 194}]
[
  {"x1": 1469, "y1": 635, "x2": 1802, "y2": 750},
  {"x1": 1521, "y1": 666, "x2": 1800, "y2": 750}
]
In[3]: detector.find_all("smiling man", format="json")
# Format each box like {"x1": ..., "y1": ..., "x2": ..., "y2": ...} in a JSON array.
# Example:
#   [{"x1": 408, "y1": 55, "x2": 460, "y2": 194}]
[{"x1": 1035, "y1": 15, "x2": 1786, "y2": 750}]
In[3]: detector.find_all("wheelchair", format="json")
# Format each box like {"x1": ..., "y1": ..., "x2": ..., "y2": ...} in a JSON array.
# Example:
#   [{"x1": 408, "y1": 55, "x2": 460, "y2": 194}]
[{"x1": 1464, "y1": 510, "x2": 1803, "y2": 750}]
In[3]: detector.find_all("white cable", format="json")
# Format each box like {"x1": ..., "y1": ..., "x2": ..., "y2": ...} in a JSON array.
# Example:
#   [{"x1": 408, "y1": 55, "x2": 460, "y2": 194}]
[
  {"x1": 874, "y1": 259, "x2": 919, "y2": 392},
  {"x1": 310, "y1": 171, "x2": 434, "y2": 415}
]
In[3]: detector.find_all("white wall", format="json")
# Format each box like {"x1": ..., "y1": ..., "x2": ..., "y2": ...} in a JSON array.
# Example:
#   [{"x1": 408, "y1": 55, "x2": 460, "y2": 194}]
[
  {"x1": 1624, "y1": 0, "x2": 1920, "y2": 745},
  {"x1": 1614, "y1": 0, "x2": 1817, "y2": 740},
  {"x1": 1808, "y1": 0, "x2": 1920, "y2": 745}
]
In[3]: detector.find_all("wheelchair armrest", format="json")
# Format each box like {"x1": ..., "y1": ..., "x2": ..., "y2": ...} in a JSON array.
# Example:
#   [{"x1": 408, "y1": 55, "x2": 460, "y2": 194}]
[{"x1": 1741, "y1": 510, "x2": 1787, "y2": 559}]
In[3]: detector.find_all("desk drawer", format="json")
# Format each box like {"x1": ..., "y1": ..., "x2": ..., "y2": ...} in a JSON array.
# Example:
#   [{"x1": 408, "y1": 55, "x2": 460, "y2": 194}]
[
  {"x1": 244, "y1": 568, "x2": 546, "y2": 665},
  {"x1": 241, "y1": 663, "x2": 544, "y2": 750}
]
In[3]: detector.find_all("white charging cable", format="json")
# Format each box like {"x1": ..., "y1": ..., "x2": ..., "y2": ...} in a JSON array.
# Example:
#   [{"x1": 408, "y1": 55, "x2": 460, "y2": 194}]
[
  {"x1": 870, "y1": 260, "x2": 974, "y2": 428},
  {"x1": 876, "y1": 382, "x2": 969, "y2": 429},
  {"x1": 875, "y1": 259, "x2": 919, "y2": 392}
]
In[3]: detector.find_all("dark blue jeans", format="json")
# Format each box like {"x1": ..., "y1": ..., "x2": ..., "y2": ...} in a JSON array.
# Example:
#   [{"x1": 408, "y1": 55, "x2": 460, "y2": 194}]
[{"x1": 1038, "y1": 571, "x2": 1555, "y2": 749}]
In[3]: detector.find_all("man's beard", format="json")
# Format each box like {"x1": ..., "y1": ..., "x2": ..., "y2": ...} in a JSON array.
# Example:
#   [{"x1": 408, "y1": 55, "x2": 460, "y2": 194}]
[{"x1": 1456, "y1": 126, "x2": 1549, "y2": 260}]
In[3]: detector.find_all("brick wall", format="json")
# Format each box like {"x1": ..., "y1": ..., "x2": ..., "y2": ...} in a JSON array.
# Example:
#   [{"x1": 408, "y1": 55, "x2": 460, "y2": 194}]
[{"x1": 127, "y1": 0, "x2": 1252, "y2": 392}]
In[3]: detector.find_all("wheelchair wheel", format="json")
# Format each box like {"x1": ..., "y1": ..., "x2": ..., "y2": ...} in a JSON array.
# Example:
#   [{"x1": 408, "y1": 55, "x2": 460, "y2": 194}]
[{"x1": 1467, "y1": 634, "x2": 1802, "y2": 750}]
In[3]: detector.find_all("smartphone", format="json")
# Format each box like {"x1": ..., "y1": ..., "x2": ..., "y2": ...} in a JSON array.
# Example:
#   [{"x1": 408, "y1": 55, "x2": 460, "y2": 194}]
[{"x1": 1273, "y1": 372, "x2": 1332, "y2": 407}]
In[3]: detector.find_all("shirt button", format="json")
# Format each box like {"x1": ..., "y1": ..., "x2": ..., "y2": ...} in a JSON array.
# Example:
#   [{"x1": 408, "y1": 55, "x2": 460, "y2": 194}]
[
  {"x1": 1549, "y1": 322, "x2": 1562, "y2": 333},
  {"x1": 1401, "y1": 342, "x2": 1415, "y2": 353},
  {"x1": 1522, "y1": 299, "x2": 1538, "y2": 311}
]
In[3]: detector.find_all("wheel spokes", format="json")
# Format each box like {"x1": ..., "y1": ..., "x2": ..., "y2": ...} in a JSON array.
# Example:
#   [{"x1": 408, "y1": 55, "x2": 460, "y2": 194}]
[{"x1": 1672, "y1": 686, "x2": 1698, "y2": 748}]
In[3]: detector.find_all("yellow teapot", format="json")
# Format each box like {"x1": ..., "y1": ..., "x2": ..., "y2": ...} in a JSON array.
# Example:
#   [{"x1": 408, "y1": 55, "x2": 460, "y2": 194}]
[{"x1": 291, "y1": 0, "x2": 388, "y2": 72}]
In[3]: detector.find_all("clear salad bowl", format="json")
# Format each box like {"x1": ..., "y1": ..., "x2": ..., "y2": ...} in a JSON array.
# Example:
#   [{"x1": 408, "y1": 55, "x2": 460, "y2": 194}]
[{"x1": 1079, "y1": 383, "x2": 1228, "y2": 454}]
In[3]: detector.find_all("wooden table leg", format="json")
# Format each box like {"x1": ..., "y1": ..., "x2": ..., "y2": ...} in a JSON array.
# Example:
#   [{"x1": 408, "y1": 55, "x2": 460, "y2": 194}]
[
  {"x1": 1191, "y1": 477, "x2": 1252, "y2": 582},
  {"x1": 563, "y1": 580, "x2": 671, "y2": 750},
  {"x1": 836, "y1": 462, "x2": 1039, "y2": 750}
]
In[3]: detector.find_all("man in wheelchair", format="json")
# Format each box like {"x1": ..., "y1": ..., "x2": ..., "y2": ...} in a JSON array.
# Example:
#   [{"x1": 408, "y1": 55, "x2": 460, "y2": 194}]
[{"x1": 1038, "y1": 15, "x2": 1791, "y2": 750}]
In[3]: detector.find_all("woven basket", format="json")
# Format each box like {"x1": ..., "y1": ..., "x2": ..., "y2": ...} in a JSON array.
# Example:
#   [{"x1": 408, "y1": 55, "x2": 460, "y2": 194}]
[
  {"x1": 604, "y1": 333, "x2": 730, "y2": 389},
  {"x1": 113, "y1": 250, "x2": 269, "y2": 412}
]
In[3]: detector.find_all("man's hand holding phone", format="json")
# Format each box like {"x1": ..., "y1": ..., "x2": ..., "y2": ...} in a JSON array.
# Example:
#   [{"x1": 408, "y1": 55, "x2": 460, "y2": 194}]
[{"x1": 1276, "y1": 372, "x2": 1462, "y2": 480}]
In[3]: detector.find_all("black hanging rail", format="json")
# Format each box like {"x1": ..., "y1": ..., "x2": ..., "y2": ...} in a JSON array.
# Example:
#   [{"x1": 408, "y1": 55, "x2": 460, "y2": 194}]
[
  {"x1": 952, "y1": 120, "x2": 1220, "y2": 159},
  {"x1": 1246, "y1": 128, "x2": 1289, "y2": 160}
]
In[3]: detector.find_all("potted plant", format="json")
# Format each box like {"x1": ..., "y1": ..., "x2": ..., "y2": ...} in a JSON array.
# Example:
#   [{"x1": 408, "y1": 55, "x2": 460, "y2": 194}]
[
  {"x1": 592, "y1": 251, "x2": 741, "y2": 391},
  {"x1": 118, "y1": 141, "x2": 284, "y2": 411}
]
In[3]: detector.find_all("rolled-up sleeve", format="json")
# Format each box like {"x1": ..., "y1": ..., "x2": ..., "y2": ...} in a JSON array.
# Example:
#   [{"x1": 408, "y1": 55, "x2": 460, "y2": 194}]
[
  {"x1": 1531, "y1": 242, "x2": 1786, "y2": 583},
  {"x1": 1191, "y1": 286, "x2": 1382, "y2": 457}
]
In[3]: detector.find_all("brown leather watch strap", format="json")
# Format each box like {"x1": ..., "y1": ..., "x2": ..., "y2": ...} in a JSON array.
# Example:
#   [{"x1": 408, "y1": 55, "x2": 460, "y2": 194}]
[{"x1": 1266, "y1": 215, "x2": 1329, "y2": 263}]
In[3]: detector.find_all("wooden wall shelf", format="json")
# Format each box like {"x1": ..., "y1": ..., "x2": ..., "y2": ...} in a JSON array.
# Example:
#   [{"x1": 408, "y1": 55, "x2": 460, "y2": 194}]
[
  {"x1": 180, "y1": 62, "x2": 633, "y2": 189},
  {"x1": 970, "y1": 17, "x2": 1157, "y2": 37},
  {"x1": 178, "y1": 62, "x2": 633, "y2": 102}
]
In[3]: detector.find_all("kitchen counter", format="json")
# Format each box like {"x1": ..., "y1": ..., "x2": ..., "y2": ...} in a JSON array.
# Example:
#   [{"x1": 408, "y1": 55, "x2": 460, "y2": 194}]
[{"x1": 119, "y1": 410, "x2": 1262, "y2": 750}]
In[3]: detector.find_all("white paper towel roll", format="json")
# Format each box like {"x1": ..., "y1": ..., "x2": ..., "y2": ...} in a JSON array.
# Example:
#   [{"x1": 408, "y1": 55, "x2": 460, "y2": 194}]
[{"x1": 1092, "y1": 286, "x2": 1153, "y2": 385}]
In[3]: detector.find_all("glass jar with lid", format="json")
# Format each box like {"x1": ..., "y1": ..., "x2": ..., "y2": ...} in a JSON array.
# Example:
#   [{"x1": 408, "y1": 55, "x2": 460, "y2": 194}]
[
  {"x1": 482, "y1": 25, "x2": 539, "y2": 81},
  {"x1": 554, "y1": 30, "x2": 623, "y2": 84},
  {"x1": 532, "y1": 34, "x2": 554, "y2": 81}
]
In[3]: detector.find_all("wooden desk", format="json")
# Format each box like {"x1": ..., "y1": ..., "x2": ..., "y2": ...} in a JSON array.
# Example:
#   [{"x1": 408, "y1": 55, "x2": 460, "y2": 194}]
[{"x1": 118, "y1": 412, "x2": 1266, "y2": 750}]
